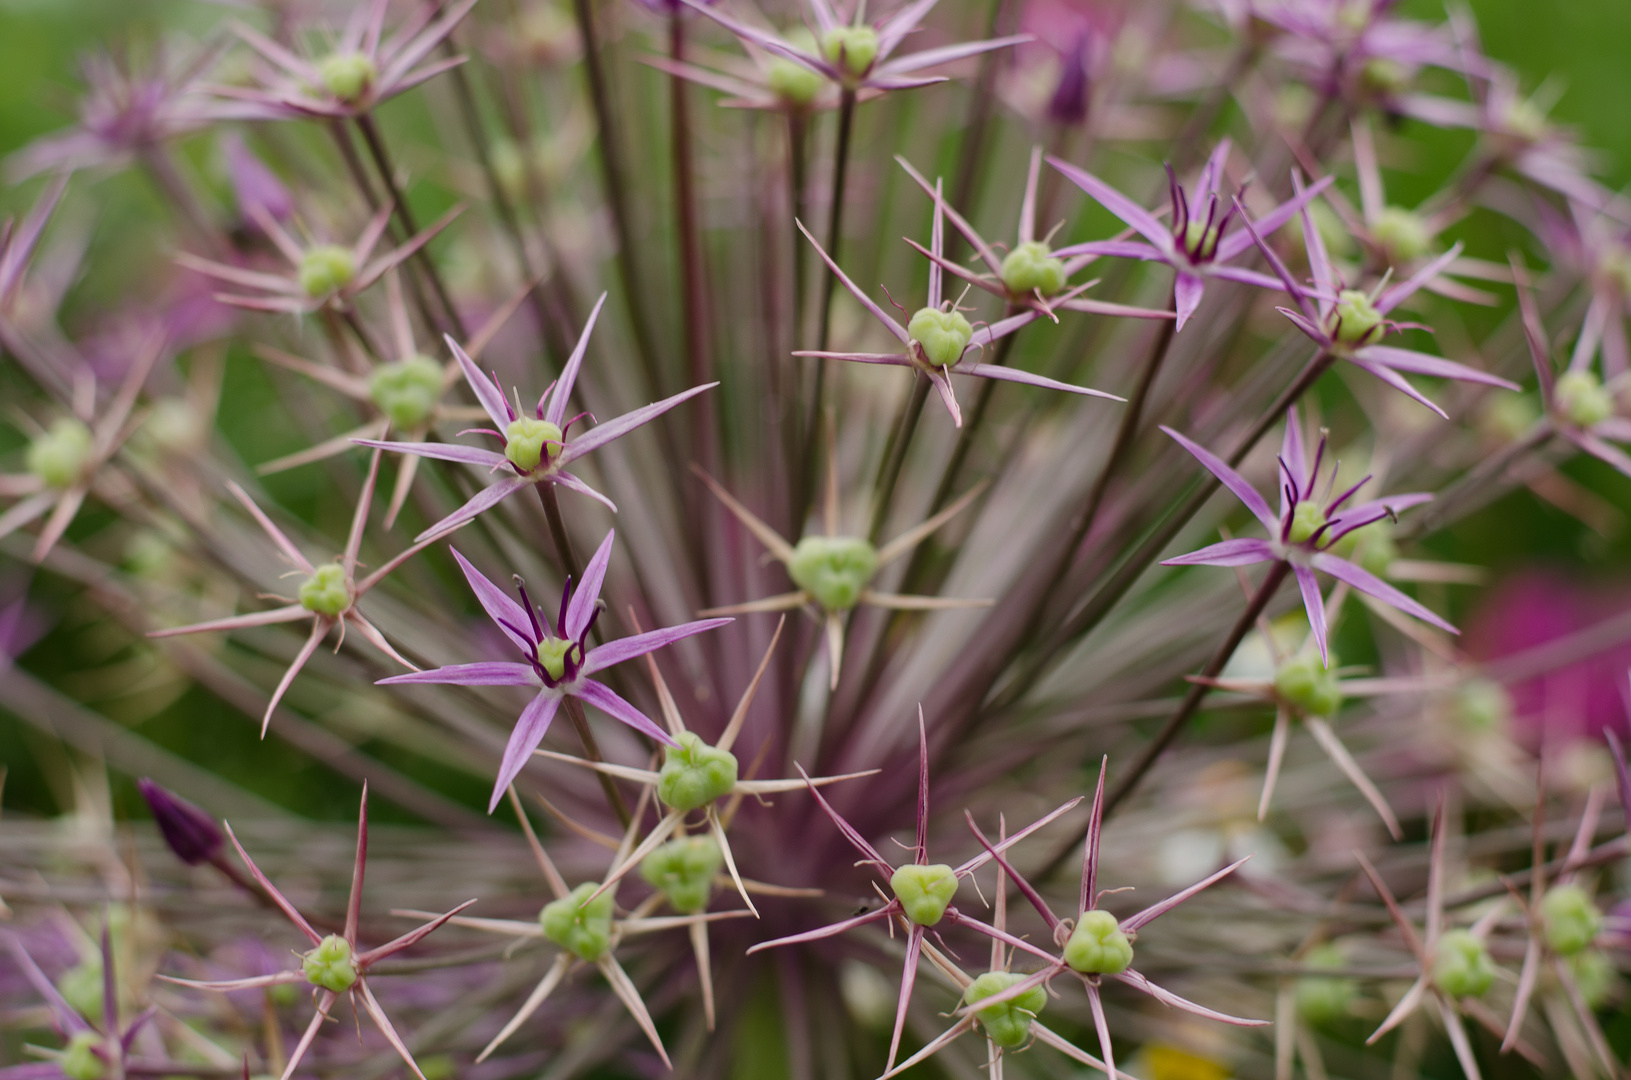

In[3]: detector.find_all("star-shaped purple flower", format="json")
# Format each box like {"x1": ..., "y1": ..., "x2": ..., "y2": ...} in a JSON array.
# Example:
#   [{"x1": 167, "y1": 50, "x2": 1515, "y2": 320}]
[
  {"x1": 378, "y1": 530, "x2": 730, "y2": 811},
  {"x1": 1161, "y1": 406, "x2": 1454, "y2": 664}
]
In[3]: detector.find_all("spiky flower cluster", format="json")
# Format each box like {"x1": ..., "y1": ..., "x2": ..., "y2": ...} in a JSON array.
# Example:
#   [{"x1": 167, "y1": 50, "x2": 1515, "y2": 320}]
[{"x1": 4, "y1": 0, "x2": 1631, "y2": 1078}]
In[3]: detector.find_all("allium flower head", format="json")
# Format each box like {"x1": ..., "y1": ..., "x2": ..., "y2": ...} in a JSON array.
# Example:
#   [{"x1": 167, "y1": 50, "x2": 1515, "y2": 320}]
[
  {"x1": 378, "y1": 530, "x2": 730, "y2": 811},
  {"x1": 1050, "y1": 141, "x2": 1334, "y2": 330},
  {"x1": 358, "y1": 294, "x2": 717, "y2": 540},
  {"x1": 1161, "y1": 405, "x2": 1453, "y2": 664}
]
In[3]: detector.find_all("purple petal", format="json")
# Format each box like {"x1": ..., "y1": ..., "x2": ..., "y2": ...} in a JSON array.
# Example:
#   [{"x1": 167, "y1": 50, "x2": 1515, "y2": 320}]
[
  {"x1": 445, "y1": 335, "x2": 512, "y2": 430},
  {"x1": 379, "y1": 661, "x2": 538, "y2": 687},
  {"x1": 878, "y1": 34, "x2": 1031, "y2": 75},
  {"x1": 1113, "y1": 969, "x2": 1269, "y2": 1026},
  {"x1": 450, "y1": 548, "x2": 535, "y2": 653},
  {"x1": 573, "y1": 679, "x2": 679, "y2": 747},
  {"x1": 1359, "y1": 345, "x2": 1520, "y2": 389},
  {"x1": 1377, "y1": 242, "x2": 1464, "y2": 315},
  {"x1": 1280, "y1": 407, "x2": 1307, "y2": 513},
  {"x1": 1122, "y1": 856, "x2": 1252, "y2": 931},
  {"x1": 1573, "y1": 431, "x2": 1631, "y2": 479},
  {"x1": 746, "y1": 905, "x2": 894, "y2": 954},
  {"x1": 1047, "y1": 157, "x2": 1171, "y2": 250},
  {"x1": 953, "y1": 362, "x2": 1124, "y2": 401},
  {"x1": 1295, "y1": 564, "x2": 1329, "y2": 666},
  {"x1": 1205, "y1": 264, "x2": 1292, "y2": 291},
  {"x1": 1311, "y1": 553, "x2": 1458, "y2": 633},
  {"x1": 1197, "y1": 139, "x2": 1232, "y2": 199},
  {"x1": 970, "y1": 310, "x2": 1041, "y2": 347},
  {"x1": 796, "y1": 220, "x2": 909, "y2": 342},
  {"x1": 565, "y1": 531, "x2": 616, "y2": 640},
  {"x1": 1161, "y1": 537, "x2": 1277, "y2": 567},
  {"x1": 1345, "y1": 357, "x2": 1449, "y2": 418},
  {"x1": 545, "y1": 293, "x2": 607, "y2": 427},
  {"x1": 489, "y1": 692, "x2": 561, "y2": 812},
  {"x1": 1333, "y1": 492, "x2": 1434, "y2": 526},
  {"x1": 557, "y1": 382, "x2": 718, "y2": 466},
  {"x1": 1173, "y1": 273, "x2": 1206, "y2": 333},
  {"x1": 580, "y1": 618, "x2": 733, "y2": 677},
  {"x1": 4, "y1": 937, "x2": 91, "y2": 1035},
  {"x1": 1160, "y1": 427, "x2": 1279, "y2": 532},
  {"x1": 1216, "y1": 173, "x2": 1334, "y2": 263},
  {"x1": 551, "y1": 470, "x2": 619, "y2": 512},
  {"x1": 413, "y1": 476, "x2": 534, "y2": 543},
  {"x1": 1050, "y1": 239, "x2": 1166, "y2": 262},
  {"x1": 354, "y1": 438, "x2": 508, "y2": 468}
]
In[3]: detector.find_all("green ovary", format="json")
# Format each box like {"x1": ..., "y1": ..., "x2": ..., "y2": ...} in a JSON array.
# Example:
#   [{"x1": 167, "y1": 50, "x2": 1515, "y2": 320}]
[
  {"x1": 319, "y1": 51, "x2": 377, "y2": 103},
  {"x1": 369, "y1": 356, "x2": 443, "y2": 429},
  {"x1": 1294, "y1": 943, "x2": 1357, "y2": 1025},
  {"x1": 890, "y1": 863, "x2": 958, "y2": 926},
  {"x1": 1287, "y1": 500, "x2": 1328, "y2": 545},
  {"x1": 536, "y1": 636, "x2": 572, "y2": 681},
  {"x1": 964, "y1": 971, "x2": 1047, "y2": 1048},
  {"x1": 641, "y1": 834, "x2": 724, "y2": 912},
  {"x1": 302, "y1": 934, "x2": 359, "y2": 993},
  {"x1": 1063, "y1": 910, "x2": 1133, "y2": 975},
  {"x1": 1554, "y1": 371, "x2": 1614, "y2": 428},
  {"x1": 1274, "y1": 651, "x2": 1343, "y2": 716},
  {"x1": 788, "y1": 535, "x2": 877, "y2": 611},
  {"x1": 1540, "y1": 884, "x2": 1601, "y2": 956},
  {"x1": 1432, "y1": 929, "x2": 1494, "y2": 998},
  {"x1": 1373, "y1": 207, "x2": 1432, "y2": 263},
  {"x1": 1329, "y1": 289, "x2": 1385, "y2": 347},
  {"x1": 820, "y1": 25, "x2": 878, "y2": 80},
  {"x1": 61, "y1": 1032, "x2": 105, "y2": 1080},
  {"x1": 298, "y1": 245, "x2": 356, "y2": 298},
  {"x1": 28, "y1": 418, "x2": 94, "y2": 488},
  {"x1": 1452, "y1": 679, "x2": 1510, "y2": 735},
  {"x1": 1182, "y1": 220, "x2": 1221, "y2": 261},
  {"x1": 299, "y1": 564, "x2": 352, "y2": 617},
  {"x1": 1000, "y1": 241, "x2": 1067, "y2": 297},
  {"x1": 908, "y1": 306, "x2": 974, "y2": 368},
  {"x1": 656, "y1": 732, "x2": 739, "y2": 811},
  {"x1": 540, "y1": 882, "x2": 615, "y2": 962},
  {"x1": 58, "y1": 956, "x2": 105, "y2": 1022},
  {"x1": 504, "y1": 416, "x2": 564, "y2": 473}
]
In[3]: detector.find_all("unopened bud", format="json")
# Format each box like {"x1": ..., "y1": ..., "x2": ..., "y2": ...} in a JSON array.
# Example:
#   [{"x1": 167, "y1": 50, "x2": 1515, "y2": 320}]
[
  {"x1": 61, "y1": 1031, "x2": 105, "y2": 1080},
  {"x1": 138, "y1": 778, "x2": 224, "y2": 866}
]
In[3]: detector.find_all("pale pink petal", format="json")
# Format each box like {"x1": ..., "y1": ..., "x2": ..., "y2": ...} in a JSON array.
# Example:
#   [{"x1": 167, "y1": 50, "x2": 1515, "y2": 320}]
[{"x1": 1160, "y1": 427, "x2": 1279, "y2": 531}]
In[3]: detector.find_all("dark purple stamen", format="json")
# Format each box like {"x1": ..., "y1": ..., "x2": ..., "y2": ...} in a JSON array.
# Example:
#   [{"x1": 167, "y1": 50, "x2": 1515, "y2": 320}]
[
  {"x1": 562, "y1": 410, "x2": 594, "y2": 437},
  {"x1": 1165, "y1": 163, "x2": 1187, "y2": 238},
  {"x1": 1327, "y1": 474, "x2": 1372, "y2": 514},
  {"x1": 513, "y1": 576, "x2": 546, "y2": 640}
]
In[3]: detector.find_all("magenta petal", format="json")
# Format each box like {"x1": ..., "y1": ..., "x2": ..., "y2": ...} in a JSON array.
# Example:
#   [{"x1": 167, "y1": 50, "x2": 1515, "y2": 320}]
[
  {"x1": 1215, "y1": 173, "x2": 1334, "y2": 263},
  {"x1": 572, "y1": 678, "x2": 679, "y2": 747},
  {"x1": 1122, "y1": 856, "x2": 1252, "y2": 932},
  {"x1": 1173, "y1": 273, "x2": 1206, "y2": 332},
  {"x1": 1345, "y1": 357, "x2": 1449, "y2": 418},
  {"x1": 413, "y1": 476, "x2": 533, "y2": 543},
  {"x1": 544, "y1": 292, "x2": 607, "y2": 427},
  {"x1": 1050, "y1": 239, "x2": 1165, "y2": 261},
  {"x1": 379, "y1": 661, "x2": 537, "y2": 686},
  {"x1": 1161, "y1": 537, "x2": 1277, "y2": 567},
  {"x1": 566, "y1": 531, "x2": 616, "y2": 640},
  {"x1": 1335, "y1": 493, "x2": 1434, "y2": 525},
  {"x1": 450, "y1": 548, "x2": 534, "y2": 653},
  {"x1": 1294, "y1": 563, "x2": 1329, "y2": 666},
  {"x1": 1280, "y1": 408, "x2": 1307, "y2": 515},
  {"x1": 1205, "y1": 264, "x2": 1291, "y2": 292},
  {"x1": 1376, "y1": 242, "x2": 1464, "y2": 315},
  {"x1": 878, "y1": 33, "x2": 1030, "y2": 75},
  {"x1": 557, "y1": 382, "x2": 718, "y2": 466},
  {"x1": 1311, "y1": 553, "x2": 1458, "y2": 633},
  {"x1": 1047, "y1": 157, "x2": 1171, "y2": 250},
  {"x1": 580, "y1": 618, "x2": 733, "y2": 678},
  {"x1": 490, "y1": 692, "x2": 561, "y2": 812},
  {"x1": 746, "y1": 904, "x2": 894, "y2": 953},
  {"x1": 1160, "y1": 427, "x2": 1279, "y2": 532},
  {"x1": 1360, "y1": 344, "x2": 1520, "y2": 389},
  {"x1": 445, "y1": 335, "x2": 512, "y2": 430},
  {"x1": 5, "y1": 937, "x2": 92, "y2": 1035},
  {"x1": 551, "y1": 470, "x2": 618, "y2": 513},
  {"x1": 954, "y1": 362, "x2": 1123, "y2": 401},
  {"x1": 1113, "y1": 969, "x2": 1268, "y2": 1026},
  {"x1": 1574, "y1": 431, "x2": 1631, "y2": 478}
]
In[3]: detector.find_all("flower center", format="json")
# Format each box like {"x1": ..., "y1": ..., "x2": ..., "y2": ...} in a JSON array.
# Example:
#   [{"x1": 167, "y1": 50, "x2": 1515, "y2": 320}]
[
  {"x1": 536, "y1": 635, "x2": 573, "y2": 682},
  {"x1": 1062, "y1": 909, "x2": 1134, "y2": 974},
  {"x1": 298, "y1": 245, "x2": 356, "y2": 298},
  {"x1": 787, "y1": 535, "x2": 878, "y2": 611},
  {"x1": 1181, "y1": 219, "x2": 1221, "y2": 262},
  {"x1": 963, "y1": 970, "x2": 1047, "y2": 1048},
  {"x1": 1554, "y1": 370, "x2": 1614, "y2": 428},
  {"x1": 656, "y1": 732, "x2": 739, "y2": 812},
  {"x1": 890, "y1": 863, "x2": 958, "y2": 926},
  {"x1": 1540, "y1": 884, "x2": 1602, "y2": 956},
  {"x1": 369, "y1": 356, "x2": 444, "y2": 430},
  {"x1": 907, "y1": 306, "x2": 974, "y2": 368},
  {"x1": 1273, "y1": 652, "x2": 1343, "y2": 716},
  {"x1": 27, "y1": 417, "x2": 94, "y2": 488},
  {"x1": 1372, "y1": 207, "x2": 1432, "y2": 263},
  {"x1": 61, "y1": 1031, "x2": 105, "y2": 1080},
  {"x1": 820, "y1": 25, "x2": 878, "y2": 81},
  {"x1": 1431, "y1": 929, "x2": 1494, "y2": 998},
  {"x1": 1328, "y1": 289, "x2": 1385, "y2": 347},
  {"x1": 1503, "y1": 99, "x2": 1547, "y2": 143},
  {"x1": 318, "y1": 51, "x2": 378, "y2": 103},
  {"x1": 641, "y1": 834, "x2": 724, "y2": 913},
  {"x1": 504, "y1": 416, "x2": 565, "y2": 473},
  {"x1": 1287, "y1": 500, "x2": 1329, "y2": 546},
  {"x1": 1000, "y1": 240, "x2": 1067, "y2": 297},
  {"x1": 1452, "y1": 678, "x2": 1509, "y2": 734},
  {"x1": 298, "y1": 563, "x2": 353, "y2": 618},
  {"x1": 302, "y1": 934, "x2": 359, "y2": 993},
  {"x1": 769, "y1": 30, "x2": 824, "y2": 106},
  {"x1": 540, "y1": 882, "x2": 615, "y2": 962},
  {"x1": 1359, "y1": 58, "x2": 1409, "y2": 96}
]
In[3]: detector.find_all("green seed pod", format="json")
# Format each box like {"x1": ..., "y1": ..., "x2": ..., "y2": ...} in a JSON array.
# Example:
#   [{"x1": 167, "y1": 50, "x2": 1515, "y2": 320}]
[
  {"x1": 1062, "y1": 910, "x2": 1134, "y2": 975},
  {"x1": 298, "y1": 564, "x2": 352, "y2": 617},
  {"x1": 1451, "y1": 679, "x2": 1510, "y2": 735},
  {"x1": 963, "y1": 970, "x2": 1047, "y2": 1048},
  {"x1": 1000, "y1": 241, "x2": 1067, "y2": 297},
  {"x1": 656, "y1": 732, "x2": 739, "y2": 812},
  {"x1": 369, "y1": 356, "x2": 444, "y2": 430},
  {"x1": 1540, "y1": 884, "x2": 1602, "y2": 956},
  {"x1": 1331, "y1": 521, "x2": 1397, "y2": 579},
  {"x1": 1432, "y1": 929, "x2": 1495, "y2": 999},
  {"x1": 820, "y1": 25, "x2": 878, "y2": 80},
  {"x1": 504, "y1": 416, "x2": 565, "y2": 473},
  {"x1": 318, "y1": 51, "x2": 378, "y2": 103},
  {"x1": 298, "y1": 245, "x2": 356, "y2": 298},
  {"x1": 1295, "y1": 943, "x2": 1358, "y2": 1025},
  {"x1": 540, "y1": 882, "x2": 615, "y2": 962},
  {"x1": 890, "y1": 863, "x2": 959, "y2": 926},
  {"x1": 1274, "y1": 651, "x2": 1343, "y2": 717},
  {"x1": 302, "y1": 934, "x2": 359, "y2": 993},
  {"x1": 907, "y1": 306, "x2": 974, "y2": 368},
  {"x1": 27, "y1": 417, "x2": 94, "y2": 488},
  {"x1": 1329, "y1": 290, "x2": 1385, "y2": 347},
  {"x1": 641, "y1": 834, "x2": 724, "y2": 913},
  {"x1": 788, "y1": 535, "x2": 878, "y2": 611},
  {"x1": 536, "y1": 636, "x2": 572, "y2": 681},
  {"x1": 61, "y1": 1031, "x2": 105, "y2": 1080},
  {"x1": 1287, "y1": 500, "x2": 1329, "y2": 545},
  {"x1": 58, "y1": 955, "x2": 105, "y2": 1023},
  {"x1": 1568, "y1": 949, "x2": 1618, "y2": 1009},
  {"x1": 1372, "y1": 207, "x2": 1433, "y2": 264},
  {"x1": 1554, "y1": 370, "x2": 1614, "y2": 429}
]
